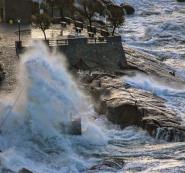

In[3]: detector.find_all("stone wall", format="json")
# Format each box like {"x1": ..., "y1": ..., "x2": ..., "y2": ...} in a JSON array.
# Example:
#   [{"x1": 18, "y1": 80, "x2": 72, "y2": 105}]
[
  {"x1": 19, "y1": 36, "x2": 127, "y2": 71},
  {"x1": 3, "y1": 0, "x2": 32, "y2": 23},
  {"x1": 55, "y1": 36, "x2": 127, "y2": 71}
]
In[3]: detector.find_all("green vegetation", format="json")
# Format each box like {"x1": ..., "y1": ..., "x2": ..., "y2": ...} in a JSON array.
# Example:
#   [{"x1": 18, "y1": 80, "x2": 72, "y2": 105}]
[
  {"x1": 36, "y1": 0, "x2": 133, "y2": 36},
  {"x1": 45, "y1": 0, "x2": 75, "y2": 18},
  {"x1": 32, "y1": 13, "x2": 52, "y2": 40},
  {"x1": 121, "y1": 4, "x2": 135, "y2": 15},
  {"x1": 75, "y1": 0, "x2": 105, "y2": 27},
  {"x1": 107, "y1": 4, "x2": 125, "y2": 35}
]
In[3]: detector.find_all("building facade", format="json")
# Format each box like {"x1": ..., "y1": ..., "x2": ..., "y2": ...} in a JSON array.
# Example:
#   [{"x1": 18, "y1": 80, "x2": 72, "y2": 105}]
[{"x1": 0, "y1": 0, "x2": 32, "y2": 23}]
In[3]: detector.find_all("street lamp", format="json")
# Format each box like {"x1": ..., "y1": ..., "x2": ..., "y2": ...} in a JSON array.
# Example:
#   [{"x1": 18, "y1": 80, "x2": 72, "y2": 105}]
[
  {"x1": 15, "y1": 18, "x2": 22, "y2": 57},
  {"x1": 17, "y1": 18, "x2": 21, "y2": 42},
  {"x1": 51, "y1": 0, "x2": 54, "y2": 18}
]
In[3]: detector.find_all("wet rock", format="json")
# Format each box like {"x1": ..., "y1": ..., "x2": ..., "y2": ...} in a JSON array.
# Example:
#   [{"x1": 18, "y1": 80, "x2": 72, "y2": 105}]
[
  {"x1": 78, "y1": 46, "x2": 185, "y2": 142},
  {"x1": 121, "y1": 4, "x2": 135, "y2": 15},
  {"x1": 124, "y1": 46, "x2": 185, "y2": 85},
  {"x1": 177, "y1": 0, "x2": 185, "y2": 2},
  {"x1": 18, "y1": 168, "x2": 33, "y2": 173},
  {"x1": 82, "y1": 73, "x2": 185, "y2": 142},
  {"x1": 140, "y1": 11, "x2": 161, "y2": 16},
  {"x1": 156, "y1": 127, "x2": 185, "y2": 142},
  {"x1": 0, "y1": 64, "x2": 6, "y2": 83},
  {"x1": 169, "y1": 70, "x2": 175, "y2": 76},
  {"x1": 89, "y1": 157, "x2": 125, "y2": 172}
]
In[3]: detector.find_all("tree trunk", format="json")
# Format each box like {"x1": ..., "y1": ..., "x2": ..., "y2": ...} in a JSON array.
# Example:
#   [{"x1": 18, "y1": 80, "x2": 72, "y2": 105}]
[
  {"x1": 112, "y1": 26, "x2": 116, "y2": 36},
  {"x1": 60, "y1": 8, "x2": 64, "y2": 18},
  {"x1": 42, "y1": 30, "x2": 47, "y2": 40},
  {"x1": 88, "y1": 18, "x2": 92, "y2": 28},
  {"x1": 51, "y1": 3, "x2": 54, "y2": 18}
]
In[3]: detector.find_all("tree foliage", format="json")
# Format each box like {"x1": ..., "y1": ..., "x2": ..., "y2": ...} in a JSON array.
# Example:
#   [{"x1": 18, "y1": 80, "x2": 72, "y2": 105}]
[
  {"x1": 107, "y1": 4, "x2": 125, "y2": 35},
  {"x1": 41, "y1": 0, "x2": 126, "y2": 36},
  {"x1": 75, "y1": 0, "x2": 106, "y2": 27},
  {"x1": 32, "y1": 13, "x2": 51, "y2": 40},
  {"x1": 46, "y1": 0, "x2": 75, "y2": 18}
]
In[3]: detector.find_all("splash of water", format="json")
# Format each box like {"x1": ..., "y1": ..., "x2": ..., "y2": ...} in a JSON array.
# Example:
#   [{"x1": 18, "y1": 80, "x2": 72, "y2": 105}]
[
  {"x1": 0, "y1": 42, "x2": 107, "y2": 173},
  {"x1": 123, "y1": 71, "x2": 185, "y2": 119},
  {"x1": 123, "y1": 72, "x2": 185, "y2": 96}
]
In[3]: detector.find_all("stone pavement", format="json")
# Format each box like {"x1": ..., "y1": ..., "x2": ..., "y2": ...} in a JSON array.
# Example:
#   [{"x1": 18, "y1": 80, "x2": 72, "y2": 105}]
[{"x1": 0, "y1": 24, "x2": 31, "y2": 93}]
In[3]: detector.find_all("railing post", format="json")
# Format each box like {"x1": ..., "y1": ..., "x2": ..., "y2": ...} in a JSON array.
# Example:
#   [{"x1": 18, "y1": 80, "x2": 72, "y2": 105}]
[{"x1": 15, "y1": 41, "x2": 22, "y2": 57}]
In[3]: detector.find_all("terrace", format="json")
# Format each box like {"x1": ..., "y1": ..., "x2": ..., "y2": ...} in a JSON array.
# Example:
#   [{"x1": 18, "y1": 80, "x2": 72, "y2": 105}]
[{"x1": 13, "y1": 18, "x2": 127, "y2": 72}]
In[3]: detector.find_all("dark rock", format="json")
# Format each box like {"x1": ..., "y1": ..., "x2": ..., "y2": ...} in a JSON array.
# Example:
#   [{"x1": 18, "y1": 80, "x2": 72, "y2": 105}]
[
  {"x1": 156, "y1": 127, "x2": 185, "y2": 142},
  {"x1": 107, "y1": 101, "x2": 143, "y2": 128},
  {"x1": 140, "y1": 11, "x2": 161, "y2": 16},
  {"x1": 18, "y1": 168, "x2": 33, "y2": 173},
  {"x1": 79, "y1": 46, "x2": 185, "y2": 142},
  {"x1": 0, "y1": 64, "x2": 6, "y2": 83},
  {"x1": 121, "y1": 4, "x2": 135, "y2": 15},
  {"x1": 177, "y1": 0, "x2": 185, "y2": 2},
  {"x1": 89, "y1": 157, "x2": 125, "y2": 171},
  {"x1": 82, "y1": 73, "x2": 185, "y2": 142},
  {"x1": 169, "y1": 70, "x2": 175, "y2": 76},
  {"x1": 2, "y1": 168, "x2": 16, "y2": 173},
  {"x1": 124, "y1": 46, "x2": 185, "y2": 85}
]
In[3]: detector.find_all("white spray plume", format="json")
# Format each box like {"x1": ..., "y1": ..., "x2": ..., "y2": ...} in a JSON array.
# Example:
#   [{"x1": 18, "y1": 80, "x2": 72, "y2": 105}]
[{"x1": 0, "y1": 41, "x2": 107, "y2": 173}]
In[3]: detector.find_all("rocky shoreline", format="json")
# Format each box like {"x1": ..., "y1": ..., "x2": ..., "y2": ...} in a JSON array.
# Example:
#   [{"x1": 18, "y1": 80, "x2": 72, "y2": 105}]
[
  {"x1": 1, "y1": 38, "x2": 185, "y2": 143},
  {"x1": 1, "y1": 41, "x2": 185, "y2": 172},
  {"x1": 79, "y1": 46, "x2": 185, "y2": 142}
]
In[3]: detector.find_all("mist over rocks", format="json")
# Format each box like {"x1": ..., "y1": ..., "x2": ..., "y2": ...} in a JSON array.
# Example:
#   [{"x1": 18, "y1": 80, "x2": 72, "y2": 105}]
[
  {"x1": 2, "y1": 168, "x2": 16, "y2": 173},
  {"x1": 124, "y1": 46, "x2": 185, "y2": 85},
  {"x1": 1, "y1": 168, "x2": 33, "y2": 173},
  {"x1": 78, "y1": 46, "x2": 185, "y2": 142},
  {"x1": 81, "y1": 73, "x2": 185, "y2": 142}
]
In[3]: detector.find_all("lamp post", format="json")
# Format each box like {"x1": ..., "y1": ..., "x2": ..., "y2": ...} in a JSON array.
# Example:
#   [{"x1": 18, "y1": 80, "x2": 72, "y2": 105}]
[
  {"x1": 51, "y1": 0, "x2": 54, "y2": 18},
  {"x1": 15, "y1": 18, "x2": 22, "y2": 57},
  {"x1": 17, "y1": 18, "x2": 21, "y2": 42}
]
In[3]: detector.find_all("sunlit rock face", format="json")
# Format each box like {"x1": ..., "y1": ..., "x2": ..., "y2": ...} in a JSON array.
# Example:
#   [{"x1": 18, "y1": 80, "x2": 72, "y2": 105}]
[
  {"x1": 79, "y1": 44, "x2": 185, "y2": 142},
  {"x1": 84, "y1": 72, "x2": 185, "y2": 142}
]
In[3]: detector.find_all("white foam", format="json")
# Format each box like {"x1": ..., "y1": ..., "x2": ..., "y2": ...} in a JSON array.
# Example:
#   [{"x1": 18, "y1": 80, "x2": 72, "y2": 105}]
[
  {"x1": 0, "y1": 42, "x2": 107, "y2": 172},
  {"x1": 123, "y1": 72, "x2": 185, "y2": 119}
]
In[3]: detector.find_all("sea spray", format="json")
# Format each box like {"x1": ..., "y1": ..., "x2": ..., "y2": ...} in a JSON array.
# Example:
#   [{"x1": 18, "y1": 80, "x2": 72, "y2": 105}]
[
  {"x1": 0, "y1": 42, "x2": 107, "y2": 173},
  {"x1": 123, "y1": 71, "x2": 185, "y2": 96},
  {"x1": 123, "y1": 71, "x2": 185, "y2": 119}
]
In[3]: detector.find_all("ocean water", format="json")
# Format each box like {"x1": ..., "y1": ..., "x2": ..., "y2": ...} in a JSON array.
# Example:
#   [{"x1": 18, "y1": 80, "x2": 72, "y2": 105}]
[
  {"x1": 0, "y1": 42, "x2": 108, "y2": 173},
  {"x1": 0, "y1": 0, "x2": 185, "y2": 172},
  {"x1": 119, "y1": 0, "x2": 185, "y2": 119}
]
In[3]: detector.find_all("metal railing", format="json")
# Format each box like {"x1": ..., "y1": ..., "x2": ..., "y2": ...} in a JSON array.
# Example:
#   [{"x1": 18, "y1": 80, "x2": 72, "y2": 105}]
[{"x1": 49, "y1": 39, "x2": 68, "y2": 46}]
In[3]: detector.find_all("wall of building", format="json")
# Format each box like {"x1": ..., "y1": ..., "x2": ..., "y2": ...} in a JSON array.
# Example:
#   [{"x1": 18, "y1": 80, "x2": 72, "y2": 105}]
[
  {"x1": 3, "y1": 0, "x2": 32, "y2": 23},
  {"x1": 0, "y1": 0, "x2": 4, "y2": 22},
  {"x1": 19, "y1": 36, "x2": 127, "y2": 71},
  {"x1": 55, "y1": 36, "x2": 127, "y2": 71}
]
